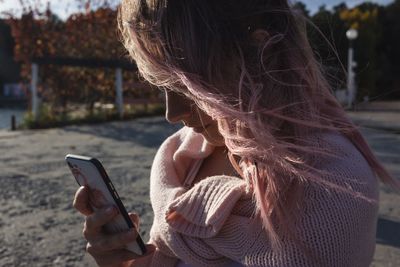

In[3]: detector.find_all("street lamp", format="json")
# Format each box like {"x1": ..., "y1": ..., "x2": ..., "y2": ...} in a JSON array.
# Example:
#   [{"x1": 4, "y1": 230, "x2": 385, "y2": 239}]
[{"x1": 346, "y1": 28, "x2": 358, "y2": 108}]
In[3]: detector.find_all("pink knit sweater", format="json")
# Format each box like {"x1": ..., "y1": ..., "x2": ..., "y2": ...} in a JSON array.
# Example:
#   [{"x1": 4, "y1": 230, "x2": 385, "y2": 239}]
[{"x1": 147, "y1": 127, "x2": 379, "y2": 267}]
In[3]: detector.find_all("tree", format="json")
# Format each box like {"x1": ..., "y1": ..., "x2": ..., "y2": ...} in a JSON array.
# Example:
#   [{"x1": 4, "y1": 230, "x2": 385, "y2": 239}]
[
  {"x1": 5, "y1": 2, "x2": 156, "y2": 115},
  {"x1": 376, "y1": 0, "x2": 400, "y2": 99},
  {"x1": 292, "y1": 1, "x2": 310, "y2": 18},
  {"x1": 308, "y1": 1, "x2": 399, "y2": 100},
  {"x1": 309, "y1": 4, "x2": 348, "y2": 91}
]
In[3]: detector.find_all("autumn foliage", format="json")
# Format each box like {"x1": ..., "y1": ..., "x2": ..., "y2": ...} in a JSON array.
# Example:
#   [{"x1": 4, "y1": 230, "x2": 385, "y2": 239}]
[
  {"x1": 6, "y1": 4, "x2": 158, "y2": 115},
  {"x1": 4, "y1": 0, "x2": 400, "y2": 118}
]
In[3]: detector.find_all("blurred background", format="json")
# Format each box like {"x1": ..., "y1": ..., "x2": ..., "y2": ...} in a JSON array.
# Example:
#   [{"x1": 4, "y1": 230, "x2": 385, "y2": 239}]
[
  {"x1": 0, "y1": 1, "x2": 399, "y2": 266},
  {"x1": 0, "y1": 0, "x2": 399, "y2": 130}
]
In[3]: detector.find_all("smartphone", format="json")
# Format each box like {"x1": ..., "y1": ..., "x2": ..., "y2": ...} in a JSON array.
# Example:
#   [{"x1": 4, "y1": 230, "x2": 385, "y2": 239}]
[{"x1": 65, "y1": 154, "x2": 147, "y2": 255}]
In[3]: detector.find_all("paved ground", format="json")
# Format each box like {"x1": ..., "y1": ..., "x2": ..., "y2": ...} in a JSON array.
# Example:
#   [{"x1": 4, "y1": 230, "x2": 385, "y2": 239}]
[
  {"x1": 348, "y1": 111, "x2": 400, "y2": 133},
  {"x1": 354, "y1": 101, "x2": 400, "y2": 112},
  {"x1": 0, "y1": 107, "x2": 399, "y2": 266},
  {"x1": 349, "y1": 101, "x2": 400, "y2": 132},
  {"x1": 349, "y1": 102, "x2": 400, "y2": 266},
  {"x1": 359, "y1": 128, "x2": 400, "y2": 267}
]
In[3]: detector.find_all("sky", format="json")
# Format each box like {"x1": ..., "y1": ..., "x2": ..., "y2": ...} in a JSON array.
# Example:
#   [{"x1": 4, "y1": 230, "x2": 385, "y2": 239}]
[
  {"x1": 0, "y1": 0, "x2": 396, "y2": 20},
  {"x1": 0, "y1": 0, "x2": 119, "y2": 19},
  {"x1": 301, "y1": 0, "x2": 394, "y2": 13}
]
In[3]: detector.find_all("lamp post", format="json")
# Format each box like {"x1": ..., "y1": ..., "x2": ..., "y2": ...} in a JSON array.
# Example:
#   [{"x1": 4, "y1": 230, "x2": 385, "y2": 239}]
[{"x1": 346, "y1": 28, "x2": 358, "y2": 108}]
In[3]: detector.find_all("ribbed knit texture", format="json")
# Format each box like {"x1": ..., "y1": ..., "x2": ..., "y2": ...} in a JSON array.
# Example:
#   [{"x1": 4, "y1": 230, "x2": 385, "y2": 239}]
[{"x1": 144, "y1": 127, "x2": 379, "y2": 267}]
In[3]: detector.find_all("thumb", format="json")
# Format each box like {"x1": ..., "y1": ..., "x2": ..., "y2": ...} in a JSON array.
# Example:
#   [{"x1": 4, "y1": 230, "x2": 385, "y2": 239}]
[{"x1": 73, "y1": 186, "x2": 93, "y2": 216}]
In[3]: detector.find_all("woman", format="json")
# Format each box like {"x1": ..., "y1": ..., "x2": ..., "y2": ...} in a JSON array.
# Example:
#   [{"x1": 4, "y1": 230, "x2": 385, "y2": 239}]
[{"x1": 73, "y1": 0, "x2": 398, "y2": 266}]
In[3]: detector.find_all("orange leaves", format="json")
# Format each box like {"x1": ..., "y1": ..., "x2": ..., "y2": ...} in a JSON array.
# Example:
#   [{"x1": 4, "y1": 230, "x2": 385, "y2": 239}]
[
  {"x1": 5, "y1": 4, "x2": 153, "y2": 111},
  {"x1": 7, "y1": 5, "x2": 124, "y2": 64},
  {"x1": 339, "y1": 7, "x2": 379, "y2": 30}
]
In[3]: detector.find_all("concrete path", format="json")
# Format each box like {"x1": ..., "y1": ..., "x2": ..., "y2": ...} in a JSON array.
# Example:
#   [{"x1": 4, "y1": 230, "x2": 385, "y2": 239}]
[
  {"x1": 348, "y1": 103, "x2": 400, "y2": 266},
  {"x1": 349, "y1": 101, "x2": 400, "y2": 132}
]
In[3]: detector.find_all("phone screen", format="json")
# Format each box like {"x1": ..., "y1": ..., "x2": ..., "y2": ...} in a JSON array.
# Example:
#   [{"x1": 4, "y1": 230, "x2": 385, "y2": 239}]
[{"x1": 67, "y1": 157, "x2": 123, "y2": 212}]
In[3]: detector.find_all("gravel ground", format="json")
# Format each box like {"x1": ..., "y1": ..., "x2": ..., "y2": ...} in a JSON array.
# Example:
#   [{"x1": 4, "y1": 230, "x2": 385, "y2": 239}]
[{"x1": 0, "y1": 116, "x2": 398, "y2": 266}]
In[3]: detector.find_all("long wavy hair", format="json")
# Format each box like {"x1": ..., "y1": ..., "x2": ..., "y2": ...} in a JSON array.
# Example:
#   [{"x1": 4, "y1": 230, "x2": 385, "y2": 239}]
[{"x1": 118, "y1": 0, "x2": 397, "y2": 250}]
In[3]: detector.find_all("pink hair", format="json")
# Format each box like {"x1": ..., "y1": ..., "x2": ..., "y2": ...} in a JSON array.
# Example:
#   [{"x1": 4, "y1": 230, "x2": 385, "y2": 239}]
[{"x1": 118, "y1": 0, "x2": 398, "y2": 251}]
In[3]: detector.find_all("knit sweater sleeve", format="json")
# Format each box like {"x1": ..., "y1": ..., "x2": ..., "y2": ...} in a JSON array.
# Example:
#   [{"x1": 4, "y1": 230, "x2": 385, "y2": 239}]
[
  {"x1": 163, "y1": 175, "x2": 379, "y2": 267},
  {"x1": 150, "y1": 174, "x2": 251, "y2": 267},
  {"x1": 166, "y1": 176, "x2": 249, "y2": 238}
]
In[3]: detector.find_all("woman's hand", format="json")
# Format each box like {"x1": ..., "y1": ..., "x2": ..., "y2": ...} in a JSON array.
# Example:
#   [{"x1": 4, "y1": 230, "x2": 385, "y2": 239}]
[{"x1": 73, "y1": 186, "x2": 156, "y2": 267}]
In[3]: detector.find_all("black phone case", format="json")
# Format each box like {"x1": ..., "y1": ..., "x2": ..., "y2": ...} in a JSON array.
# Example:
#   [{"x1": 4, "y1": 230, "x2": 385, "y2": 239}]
[{"x1": 66, "y1": 154, "x2": 147, "y2": 254}]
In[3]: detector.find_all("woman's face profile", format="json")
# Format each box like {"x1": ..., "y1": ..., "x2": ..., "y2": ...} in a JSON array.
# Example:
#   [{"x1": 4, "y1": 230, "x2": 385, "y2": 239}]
[{"x1": 164, "y1": 90, "x2": 224, "y2": 146}]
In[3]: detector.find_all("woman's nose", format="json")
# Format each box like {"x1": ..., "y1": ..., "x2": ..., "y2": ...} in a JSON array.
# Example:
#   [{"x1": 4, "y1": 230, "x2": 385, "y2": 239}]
[{"x1": 165, "y1": 90, "x2": 192, "y2": 123}]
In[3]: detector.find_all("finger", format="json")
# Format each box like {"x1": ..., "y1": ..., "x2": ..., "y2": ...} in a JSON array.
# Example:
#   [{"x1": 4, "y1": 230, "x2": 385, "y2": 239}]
[
  {"x1": 90, "y1": 249, "x2": 137, "y2": 267},
  {"x1": 130, "y1": 244, "x2": 157, "y2": 267},
  {"x1": 93, "y1": 244, "x2": 156, "y2": 267},
  {"x1": 90, "y1": 230, "x2": 138, "y2": 252},
  {"x1": 143, "y1": 244, "x2": 156, "y2": 255},
  {"x1": 129, "y1": 213, "x2": 139, "y2": 230},
  {"x1": 73, "y1": 186, "x2": 93, "y2": 216},
  {"x1": 84, "y1": 206, "x2": 118, "y2": 237}
]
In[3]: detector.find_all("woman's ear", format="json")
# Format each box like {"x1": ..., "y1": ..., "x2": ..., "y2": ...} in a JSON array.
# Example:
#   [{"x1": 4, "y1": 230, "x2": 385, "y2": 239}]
[{"x1": 250, "y1": 29, "x2": 270, "y2": 44}]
